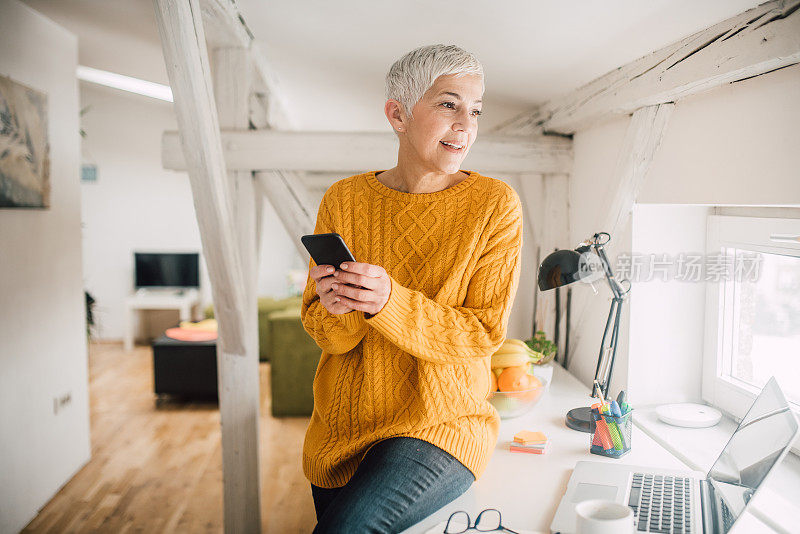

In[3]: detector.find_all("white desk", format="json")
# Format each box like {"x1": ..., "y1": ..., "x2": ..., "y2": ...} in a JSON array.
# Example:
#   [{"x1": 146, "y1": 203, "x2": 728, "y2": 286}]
[
  {"x1": 402, "y1": 364, "x2": 780, "y2": 534},
  {"x1": 123, "y1": 289, "x2": 201, "y2": 351}
]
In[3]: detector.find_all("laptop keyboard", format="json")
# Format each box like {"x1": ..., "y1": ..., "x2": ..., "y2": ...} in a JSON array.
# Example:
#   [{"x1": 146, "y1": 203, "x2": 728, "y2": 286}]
[
  {"x1": 628, "y1": 472, "x2": 693, "y2": 533},
  {"x1": 720, "y1": 498, "x2": 734, "y2": 532}
]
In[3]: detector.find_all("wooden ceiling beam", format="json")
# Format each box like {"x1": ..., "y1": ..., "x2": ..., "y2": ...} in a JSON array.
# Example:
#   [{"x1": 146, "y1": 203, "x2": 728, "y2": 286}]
[
  {"x1": 200, "y1": 0, "x2": 294, "y2": 129},
  {"x1": 199, "y1": 0, "x2": 252, "y2": 48},
  {"x1": 162, "y1": 130, "x2": 573, "y2": 175},
  {"x1": 495, "y1": 0, "x2": 800, "y2": 135}
]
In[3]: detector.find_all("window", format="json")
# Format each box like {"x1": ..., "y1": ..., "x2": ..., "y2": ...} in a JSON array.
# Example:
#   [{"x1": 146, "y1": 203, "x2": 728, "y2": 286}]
[{"x1": 703, "y1": 215, "x2": 800, "y2": 424}]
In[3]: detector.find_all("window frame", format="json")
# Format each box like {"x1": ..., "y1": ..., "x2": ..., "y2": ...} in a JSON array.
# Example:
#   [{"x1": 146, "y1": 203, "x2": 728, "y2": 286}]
[{"x1": 702, "y1": 215, "x2": 800, "y2": 441}]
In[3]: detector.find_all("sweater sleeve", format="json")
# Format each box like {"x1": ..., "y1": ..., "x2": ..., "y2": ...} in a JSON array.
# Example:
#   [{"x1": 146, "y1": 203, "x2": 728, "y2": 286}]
[
  {"x1": 300, "y1": 190, "x2": 369, "y2": 355},
  {"x1": 363, "y1": 192, "x2": 523, "y2": 365}
]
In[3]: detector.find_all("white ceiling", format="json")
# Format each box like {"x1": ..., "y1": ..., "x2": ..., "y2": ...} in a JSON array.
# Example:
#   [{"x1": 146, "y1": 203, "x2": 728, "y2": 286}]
[{"x1": 23, "y1": 0, "x2": 764, "y2": 131}]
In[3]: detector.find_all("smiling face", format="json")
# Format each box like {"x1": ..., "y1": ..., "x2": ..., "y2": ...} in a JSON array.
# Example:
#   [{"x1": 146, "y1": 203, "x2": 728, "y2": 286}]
[{"x1": 389, "y1": 73, "x2": 483, "y2": 176}]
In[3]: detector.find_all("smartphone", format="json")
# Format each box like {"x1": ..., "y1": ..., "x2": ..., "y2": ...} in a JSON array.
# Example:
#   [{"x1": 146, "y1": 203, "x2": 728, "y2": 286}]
[{"x1": 301, "y1": 232, "x2": 356, "y2": 269}]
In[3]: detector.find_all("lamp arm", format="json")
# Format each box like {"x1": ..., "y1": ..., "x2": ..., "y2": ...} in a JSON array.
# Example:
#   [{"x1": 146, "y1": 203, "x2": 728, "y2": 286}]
[
  {"x1": 593, "y1": 243, "x2": 626, "y2": 299},
  {"x1": 591, "y1": 238, "x2": 629, "y2": 399},
  {"x1": 592, "y1": 296, "x2": 624, "y2": 399},
  {"x1": 593, "y1": 298, "x2": 617, "y2": 385},
  {"x1": 604, "y1": 298, "x2": 624, "y2": 397}
]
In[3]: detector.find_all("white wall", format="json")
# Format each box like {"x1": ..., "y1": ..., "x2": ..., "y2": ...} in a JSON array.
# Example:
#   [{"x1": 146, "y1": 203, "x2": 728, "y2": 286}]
[
  {"x1": 567, "y1": 64, "x2": 800, "y2": 403},
  {"x1": 79, "y1": 84, "x2": 303, "y2": 341},
  {"x1": 0, "y1": 2, "x2": 90, "y2": 533},
  {"x1": 79, "y1": 83, "x2": 209, "y2": 340},
  {"x1": 628, "y1": 204, "x2": 712, "y2": 405},
  {"x1": 640, "y1": 64, "x2": 800, "y2": 206}
]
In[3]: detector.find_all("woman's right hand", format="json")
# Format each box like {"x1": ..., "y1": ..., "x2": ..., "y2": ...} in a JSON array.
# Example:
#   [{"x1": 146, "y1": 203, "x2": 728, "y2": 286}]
[{"x1": 309, "y1": 264, "x2": 355, "y2": 315}]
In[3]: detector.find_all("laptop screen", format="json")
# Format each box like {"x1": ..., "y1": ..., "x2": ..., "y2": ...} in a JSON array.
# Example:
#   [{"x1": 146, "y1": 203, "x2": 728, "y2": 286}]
[{"x1": 706, "y1": 377, "x2": 798, "y2": 532}]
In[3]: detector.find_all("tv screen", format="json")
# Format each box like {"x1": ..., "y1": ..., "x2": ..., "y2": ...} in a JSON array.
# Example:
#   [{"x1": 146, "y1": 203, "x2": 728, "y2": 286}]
[{"x1": 135, "y1": 252, "x2": 199, "y2": 289}]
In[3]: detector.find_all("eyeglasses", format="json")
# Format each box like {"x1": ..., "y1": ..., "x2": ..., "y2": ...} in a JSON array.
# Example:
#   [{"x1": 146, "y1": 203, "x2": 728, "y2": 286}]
[{"x1": 443, "y1": 508, "x2": 520, "y2": 534}]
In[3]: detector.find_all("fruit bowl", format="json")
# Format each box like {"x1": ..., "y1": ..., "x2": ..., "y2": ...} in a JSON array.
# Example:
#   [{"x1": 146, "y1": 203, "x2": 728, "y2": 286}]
[{"x1": 488, "y1": 370, "x2": 550, "y2": 419}]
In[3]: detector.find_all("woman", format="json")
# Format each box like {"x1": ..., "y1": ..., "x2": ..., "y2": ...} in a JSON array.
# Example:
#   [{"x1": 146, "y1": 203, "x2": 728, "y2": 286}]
[{"x1": 301, "y1": 44, "x2": 523, "y2": 533}]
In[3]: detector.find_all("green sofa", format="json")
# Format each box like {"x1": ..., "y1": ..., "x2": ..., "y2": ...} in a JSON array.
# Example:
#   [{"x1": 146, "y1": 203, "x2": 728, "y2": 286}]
[
  {"x1": 205, "y1": 296, "x2": 321, "y2": 416},
  {"x1": 204, "y1": 296, "x2": 303, "y2": 362},
  {"x1": 266, "y1": 306, "x2": 322, "y2": 417}
]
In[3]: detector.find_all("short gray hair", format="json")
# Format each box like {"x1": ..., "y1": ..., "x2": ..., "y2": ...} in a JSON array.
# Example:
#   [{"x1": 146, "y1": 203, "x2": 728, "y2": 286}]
[{"x1": 385, "y1": 44, "x2": 484, "y2": 119}]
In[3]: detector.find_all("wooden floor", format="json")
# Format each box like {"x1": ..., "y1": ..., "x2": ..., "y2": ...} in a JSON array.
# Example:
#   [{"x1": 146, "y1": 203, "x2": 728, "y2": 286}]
[{"x1": 22, "y1": 341, "x2": 316, "y2": 533}]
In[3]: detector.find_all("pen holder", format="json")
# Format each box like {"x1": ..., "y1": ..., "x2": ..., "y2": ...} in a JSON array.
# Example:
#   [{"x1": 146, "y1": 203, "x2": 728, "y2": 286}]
[{"x1": 589, "y1": 409, "x2": 632, "y2": 458}]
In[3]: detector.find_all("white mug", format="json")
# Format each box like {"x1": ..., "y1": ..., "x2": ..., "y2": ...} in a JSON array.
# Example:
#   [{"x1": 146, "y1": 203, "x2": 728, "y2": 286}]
[{"x1": 575, "y1": 499, "x2": 634, "y2": 534}]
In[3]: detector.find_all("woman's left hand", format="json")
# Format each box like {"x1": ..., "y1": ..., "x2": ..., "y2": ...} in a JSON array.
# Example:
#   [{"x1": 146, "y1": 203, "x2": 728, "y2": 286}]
[{"x1": 330, "y1": 262, "x2": 391, "y2": 318}]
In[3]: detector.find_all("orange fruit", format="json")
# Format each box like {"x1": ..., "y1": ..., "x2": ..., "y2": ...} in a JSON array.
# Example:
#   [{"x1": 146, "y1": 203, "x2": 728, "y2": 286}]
[
  {"x1": 519, "y1": 376, "x2": 544, "y2": 402},
  {"x1": 507, "y1": 363, "x2": 531, "y2": 374},
  {"x1": 497, "y1": 367, "x2": 533, "y2": 392}
]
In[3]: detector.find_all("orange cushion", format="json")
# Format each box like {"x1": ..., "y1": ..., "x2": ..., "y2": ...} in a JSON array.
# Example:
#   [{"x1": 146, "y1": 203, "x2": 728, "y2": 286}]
[{"x1": 165, "y1": 327, "x2": 218, "y2": 342}]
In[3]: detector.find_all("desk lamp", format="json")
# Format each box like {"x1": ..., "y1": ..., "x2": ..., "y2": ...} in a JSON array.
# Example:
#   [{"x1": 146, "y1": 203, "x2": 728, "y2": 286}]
[{"x1": 537, "y1": 232, "x2": 631, "y2": 432}]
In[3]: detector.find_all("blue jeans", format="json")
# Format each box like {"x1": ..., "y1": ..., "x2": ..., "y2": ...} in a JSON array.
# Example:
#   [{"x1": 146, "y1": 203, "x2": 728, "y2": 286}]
[{"x1": 311, "y1": 437, "x2": 475, "y2": 533}]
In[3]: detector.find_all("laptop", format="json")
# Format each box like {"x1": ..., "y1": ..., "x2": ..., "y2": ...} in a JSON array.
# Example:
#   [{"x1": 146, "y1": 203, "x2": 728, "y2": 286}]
[{"x1": 550, "y1": 377, "x2": 799, "y2": 534}]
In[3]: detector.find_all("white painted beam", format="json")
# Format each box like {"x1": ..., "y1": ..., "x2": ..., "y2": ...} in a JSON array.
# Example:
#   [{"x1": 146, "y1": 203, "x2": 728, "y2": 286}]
[
  {"x1": 162, "y1": 130, "x2": 574, "y2": 174},
  {"x1": 152, "y1": 0, "x2": 247, "y2": 353},
  {"x1": 199, "y1": 0, "x2": 295, "y2": 129},
  {"x1": 299, "y1": 171, "x2": 345, "y2": 191},
  {"x1": 200, "y1": 0, "x2": 252, "y2": 48},
  {"x1": 602, "y1": 105, "x2": 674, "y2": 240},
  {"x1": 152, "y1": 1, "x2": 259, "y2": 532},
  {"x1": 211, "y1": 46, "x2": 262, "y2": 534},
  {"x1": 495, "y1": 0, "x2": 800, "y2": 135},
  {"x1": 255, "y1": 170, "x2": 317, "y2": 262}
]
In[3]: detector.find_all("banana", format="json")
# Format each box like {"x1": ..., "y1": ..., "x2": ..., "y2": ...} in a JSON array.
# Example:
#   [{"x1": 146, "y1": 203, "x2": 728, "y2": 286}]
[
  {"x1": 493, "y1": 344, "x2": 531, "y2": 356},
  {"x1": 493, "y1": 337, "x2": 546, "y2": 365},
  {"x1": 502, "y1": 338, "x2": 530, "y2": 349},
  {"x1": 491, "y1": 351, "x2": 530, "y2": 369},
  {"x1": 496, "y1": 348, "x2": 536, "y2": 360}
]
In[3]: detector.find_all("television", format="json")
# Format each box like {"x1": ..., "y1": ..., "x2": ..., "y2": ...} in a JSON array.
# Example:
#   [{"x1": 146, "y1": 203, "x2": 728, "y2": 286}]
[{"x1": 135, "y1": 252, "x2": 200, "y2": 289}]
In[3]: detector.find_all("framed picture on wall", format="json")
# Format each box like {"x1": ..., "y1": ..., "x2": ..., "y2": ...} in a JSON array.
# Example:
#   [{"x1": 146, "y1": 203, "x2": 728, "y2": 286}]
[{"x1": 0, "y1": 74, "x2": 50, "y2": 209}]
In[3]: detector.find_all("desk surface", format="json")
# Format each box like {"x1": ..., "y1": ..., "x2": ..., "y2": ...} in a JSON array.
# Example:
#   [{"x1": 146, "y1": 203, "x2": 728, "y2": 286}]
[
  {"x1": 126, "y1": 288, "x2": 200, "y2": 307},
  {"x1": 401, "y1": 364, "x2": 686, "y2": 534}
]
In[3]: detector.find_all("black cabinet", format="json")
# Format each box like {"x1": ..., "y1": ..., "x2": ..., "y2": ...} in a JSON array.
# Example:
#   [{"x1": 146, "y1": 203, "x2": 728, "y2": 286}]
[{"x1": 152, "y1": 333, "x2": 218, "y2": 400}]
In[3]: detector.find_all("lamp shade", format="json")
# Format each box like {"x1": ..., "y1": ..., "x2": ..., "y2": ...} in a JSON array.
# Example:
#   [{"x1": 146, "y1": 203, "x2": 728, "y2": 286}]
[{"x1": 537, "y1": 249, "x2": 584, "y2": 291}]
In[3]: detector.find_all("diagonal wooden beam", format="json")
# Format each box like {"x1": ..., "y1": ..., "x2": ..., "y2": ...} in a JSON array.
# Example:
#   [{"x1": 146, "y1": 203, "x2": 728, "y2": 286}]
[
  {"x1": 162, "y1": 130, "x2": 574, "y2": 174},
  {"x1": 495, "y1": 0, "x2": 800, "y2": 135},
  {"x1": 566, "y1": 104, "x2": 673, "y2": 381},
  {"x1": 152, "y1": 2, "x2": 260, "y2": 533},
  {"x1": 254, "y1": 170, "x2": 316, "y2": 261},
  {"x1": 603, "y1": 104, "x2": 675, "y2": 239},
  {"x1": 152, "y1": 0, "x2": 247, "y2": 354}
]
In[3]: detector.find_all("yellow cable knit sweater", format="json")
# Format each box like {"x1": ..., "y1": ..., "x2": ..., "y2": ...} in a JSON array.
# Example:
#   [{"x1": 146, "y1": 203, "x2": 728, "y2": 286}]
[{"x1": 301, "y1": 169, "x2": 523, "y2": 488}]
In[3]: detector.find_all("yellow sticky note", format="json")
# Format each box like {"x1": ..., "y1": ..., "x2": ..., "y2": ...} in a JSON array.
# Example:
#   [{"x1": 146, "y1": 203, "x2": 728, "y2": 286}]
[{"x1": 514, "y1": 430, "x2": 547, "y2": 444}]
